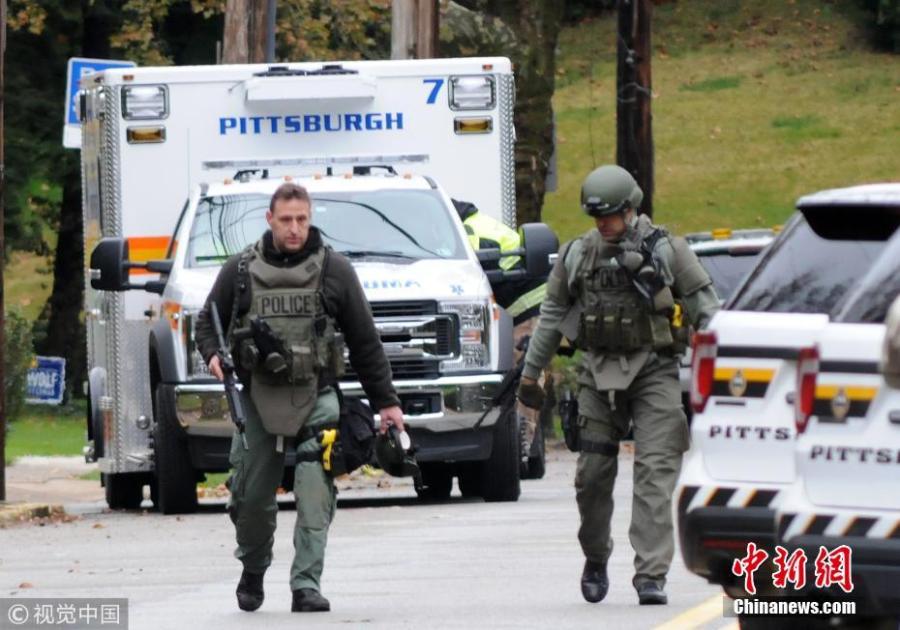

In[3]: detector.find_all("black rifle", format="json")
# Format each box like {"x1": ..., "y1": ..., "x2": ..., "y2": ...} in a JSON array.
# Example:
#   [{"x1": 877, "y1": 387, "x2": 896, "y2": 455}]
[
  {"x1": 473, "y1": 337, "x2": 530, "y2": 430},
  {"x1": 211, "y1": 302, "x2": 249, "y2": 450}
]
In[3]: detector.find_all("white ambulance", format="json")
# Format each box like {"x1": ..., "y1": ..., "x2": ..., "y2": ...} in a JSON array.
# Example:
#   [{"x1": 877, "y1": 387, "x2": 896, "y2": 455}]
[{"x1": 74, "y1": 58, "x2": 557, "y2": 513}]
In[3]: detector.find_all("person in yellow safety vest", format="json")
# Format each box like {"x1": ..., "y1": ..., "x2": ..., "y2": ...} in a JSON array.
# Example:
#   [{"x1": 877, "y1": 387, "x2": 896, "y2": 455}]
[{"x1": 453, "y1": 199, "x2": 547, "y2": 470}]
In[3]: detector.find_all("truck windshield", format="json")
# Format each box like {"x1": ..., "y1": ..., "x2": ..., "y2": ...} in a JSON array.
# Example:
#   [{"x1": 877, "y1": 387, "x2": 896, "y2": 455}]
[
  {"x1": 186, "y1": 189, "x2": 466, "y2": 267},
  {"x1": 727, "y1": 213, "x2": 888, "y2": 314}
]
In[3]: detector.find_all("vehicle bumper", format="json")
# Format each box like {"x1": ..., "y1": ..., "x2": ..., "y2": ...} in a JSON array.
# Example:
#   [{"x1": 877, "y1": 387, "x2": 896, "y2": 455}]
[
  {"x1": 678, "y1": 488, "x2": 779, "y2": 590},
  {"x1": 777, "y1": 518, "x2": 900, "y2": 615},
  {"x1": 171, "y1": 374, "x2": 504, "y2": 465}
]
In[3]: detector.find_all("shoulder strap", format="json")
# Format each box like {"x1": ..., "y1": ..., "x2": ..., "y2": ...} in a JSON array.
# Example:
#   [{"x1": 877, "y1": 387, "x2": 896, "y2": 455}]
[{"x1": 230, "y1": 246, "x2": 255, "y2": 329}]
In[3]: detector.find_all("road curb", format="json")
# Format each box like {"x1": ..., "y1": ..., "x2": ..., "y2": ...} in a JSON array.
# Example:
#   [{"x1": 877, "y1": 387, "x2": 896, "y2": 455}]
[{"x1": 0, "y1": 503, "x2": 66, "y2": 526}]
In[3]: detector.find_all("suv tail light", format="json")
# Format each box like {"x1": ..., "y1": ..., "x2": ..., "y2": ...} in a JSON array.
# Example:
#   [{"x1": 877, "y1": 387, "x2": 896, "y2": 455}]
[
  {"x1": 690, "y1": 331, "x2": 718, "y2": 413},
  {"x1": 795, "y1": 346, "x2": 819, "y2": 434}
]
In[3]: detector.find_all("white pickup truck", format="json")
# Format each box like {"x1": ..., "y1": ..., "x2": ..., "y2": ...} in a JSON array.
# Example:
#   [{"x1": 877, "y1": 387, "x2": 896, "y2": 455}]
[
  {"x1": 677, "y1": 184, "x2": 900, "y2": 597},
  {"x1": 76, "y1": 57, "x2": 558, "y2": 513}
]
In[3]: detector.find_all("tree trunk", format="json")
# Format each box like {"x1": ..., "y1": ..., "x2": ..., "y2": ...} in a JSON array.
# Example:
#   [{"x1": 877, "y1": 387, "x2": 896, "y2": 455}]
[
  {"x1": 223, "y1": 0, "x2": 272, "y2": 63},
  {"x1": 35, "y1": 1, "x2": 118, "y2": 397},
  {"x1": 36, "y1": 155, "x2": 84, "y2": 398},
  {"x1": 483, "y1": 0, "x2": 565, "y2": 225}
]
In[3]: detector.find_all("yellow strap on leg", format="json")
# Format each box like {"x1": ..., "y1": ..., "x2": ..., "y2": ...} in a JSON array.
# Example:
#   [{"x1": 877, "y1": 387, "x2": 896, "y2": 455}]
[{"x1": 319, "y1": 429, "x2": 338, "y2": 472}]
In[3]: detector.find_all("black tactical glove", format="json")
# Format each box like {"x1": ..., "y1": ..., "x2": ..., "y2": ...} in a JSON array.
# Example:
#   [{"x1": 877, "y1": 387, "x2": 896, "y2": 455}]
[{"x1": 516, "y1": 379, "x2": 545, "y2": 411}]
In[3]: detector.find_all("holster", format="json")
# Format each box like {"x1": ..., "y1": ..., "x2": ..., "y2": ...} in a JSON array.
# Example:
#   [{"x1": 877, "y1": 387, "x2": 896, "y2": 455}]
[{"x1": 558, "y1": 391, "x2": 581, "y2": 452}]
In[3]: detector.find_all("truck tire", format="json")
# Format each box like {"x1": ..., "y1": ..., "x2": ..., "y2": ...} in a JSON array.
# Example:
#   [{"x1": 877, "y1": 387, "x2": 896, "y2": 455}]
[
  {"x1": 416, "y1": 463, "x2": 453, "y2": 501},
  {"x1": 523, "y1": 420, "x2": 546, "y2": 480},
  {"x1": 481, "y1": 404, "x2": 521, "y2": 502},
  {"x1": 103, "y1": 473, "x2": 145, "y2": 510},
  {"x1": 153, "y1": 384, "x2": 198, "y2": 514}
]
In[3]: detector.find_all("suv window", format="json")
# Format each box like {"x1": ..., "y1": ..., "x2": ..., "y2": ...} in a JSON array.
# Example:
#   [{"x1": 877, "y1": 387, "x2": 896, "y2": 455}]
[
  {"x1": 727, "y1": 213, "x2": 889, "y2": 314},
  {"x1": 697, "y1": 252, "x2": 763, "y2": 302},
  {"x1": 833, "y1": 229, "x2": 900, "y2": 323},
  {"x1": 186, "y1": 189, "x2": 466, "y2": 267}
]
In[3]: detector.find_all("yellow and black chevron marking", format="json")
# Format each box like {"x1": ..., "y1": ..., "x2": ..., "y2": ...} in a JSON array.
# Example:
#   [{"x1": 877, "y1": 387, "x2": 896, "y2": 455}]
[
  {"x1": 779, "y1": 512, "x2": 900, "y2": 542},
  {"x1": 711, "y1": 367, "x2": 776, "y2": 399},
  {"x1": 811, "y1": 385, "x2": 878, "y2": 422},
  {"x1": 678, "y1": 484, "x2": 781, "y2": 515}
]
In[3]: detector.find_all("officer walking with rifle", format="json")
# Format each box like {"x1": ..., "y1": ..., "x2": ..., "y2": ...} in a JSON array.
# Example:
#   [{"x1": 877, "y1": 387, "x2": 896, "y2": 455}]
[
  {"x1": 194, "y1": 182, "x2": 404, "y2": 614},
  {"x1": 516, "y1": 165, "x2": 719, "y2": 605}
]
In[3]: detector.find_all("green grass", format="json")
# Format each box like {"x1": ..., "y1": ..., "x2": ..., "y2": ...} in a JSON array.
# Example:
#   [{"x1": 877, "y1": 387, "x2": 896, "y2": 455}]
[
  {"x1": 680, "y1": 76, "x2": 743, "y2": 92},
  {"x1": 5, "y1": 250, "x2": 54, "y2": 323},
  {"x1": 545, "y1": 0, "x2": 900, "y2": 241},
  {"x1": 5, "y1": 402, "x2": 87, "y2": 463}
]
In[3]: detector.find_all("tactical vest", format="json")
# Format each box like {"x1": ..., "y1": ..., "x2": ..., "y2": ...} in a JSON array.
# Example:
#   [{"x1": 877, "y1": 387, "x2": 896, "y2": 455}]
[
  {"x1": 229, "y1": 243, "x2": 345, "y2": 437},
  {"x1": 574, "y1": 229, "x2": 675, "y2": 354}
]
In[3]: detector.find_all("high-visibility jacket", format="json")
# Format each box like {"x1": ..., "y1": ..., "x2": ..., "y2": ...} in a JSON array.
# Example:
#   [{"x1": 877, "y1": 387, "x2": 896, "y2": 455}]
[
  {"x1": 462, "y1": 211, "x2": 521, "y2": 271},
  {"x1": 462, "y1": 211, "x2": 546, "y2": 320}
]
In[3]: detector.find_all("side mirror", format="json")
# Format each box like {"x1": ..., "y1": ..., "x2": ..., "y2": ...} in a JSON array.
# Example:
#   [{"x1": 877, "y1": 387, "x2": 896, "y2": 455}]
[
  {"x1": 520, "y1": 223, "x2": 559, "y2": 280},
  {"x1": 90, "y1": 238, "x2": 130, "y2": 291},
  {"x1": 89, "y1": 237, "x2": 171, "y2": 294}
]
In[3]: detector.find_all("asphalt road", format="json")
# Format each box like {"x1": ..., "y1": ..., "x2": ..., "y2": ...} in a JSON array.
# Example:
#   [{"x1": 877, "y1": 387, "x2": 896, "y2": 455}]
[{"x1": 0, "y1": 447, "x2": 729, "y2": 630}]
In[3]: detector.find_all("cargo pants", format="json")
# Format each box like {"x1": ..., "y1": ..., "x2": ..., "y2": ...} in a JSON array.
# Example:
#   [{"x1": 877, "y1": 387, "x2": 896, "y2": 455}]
[
  {"x1": 227, "y1": 387, "x2": 340, "y2": 592},
  {"x1": 574, "y1": 353, "x2": 690, "y2": 589}
]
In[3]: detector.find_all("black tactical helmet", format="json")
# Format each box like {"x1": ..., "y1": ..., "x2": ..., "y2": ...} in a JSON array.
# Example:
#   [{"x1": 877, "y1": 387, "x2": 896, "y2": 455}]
[
  {"x1": 375, "y1": 426, "x2": 421, "y2": 478},
  {"x1": 581, "y1": 165, "x2": 643, "y2": 217}
]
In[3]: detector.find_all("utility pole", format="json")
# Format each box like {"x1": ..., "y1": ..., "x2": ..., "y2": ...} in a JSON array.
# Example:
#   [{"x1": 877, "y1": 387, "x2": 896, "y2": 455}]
[
  {"x1": 1, "y1": 0, "x2": 7, "y2": 502},
  {"x1": 223, "y1": 0, "x2": 275, "y2": 64},
  {"x1": 392, "y1": 0, "x2": 438, "y2": 59},
  {"x1": 616, "y1": 0, "x2": 654, "y2": 217}
]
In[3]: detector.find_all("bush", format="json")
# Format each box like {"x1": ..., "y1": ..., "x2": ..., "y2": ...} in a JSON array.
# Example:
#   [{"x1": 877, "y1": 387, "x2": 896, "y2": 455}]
[
  {"x1": 861, "y1": 0, "x2": 900, "y2": 51},
  {"x1": 4, "y1": 308, "x2": 35, "y2": 421}
]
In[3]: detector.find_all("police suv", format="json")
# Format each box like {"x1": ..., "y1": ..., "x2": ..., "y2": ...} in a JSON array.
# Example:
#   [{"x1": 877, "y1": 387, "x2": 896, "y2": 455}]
[
  {"x1": 74, "y1": 58, "x2": 556, "y2": 513},
  {"x1": 775, "y1": 237, "x2": 900, "y2": 621},
  {"x1": 677, "y1": 184, "x2": 900, "y2": 596}
]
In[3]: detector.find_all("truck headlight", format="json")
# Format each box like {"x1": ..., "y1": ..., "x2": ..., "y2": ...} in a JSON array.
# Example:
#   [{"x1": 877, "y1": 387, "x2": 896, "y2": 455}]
[
  {"x1": 121, "y1": 85, "x2": 168, "y2": 120},
  {"x1": 439, "y1": 301, "x2": 490, "y2": 372},
  {"x1": 449, "y1": 76, "x2": 495, "y2": 111},
  {"x1": 183, "y1": 310, "x2": 211, "y2": 379}
]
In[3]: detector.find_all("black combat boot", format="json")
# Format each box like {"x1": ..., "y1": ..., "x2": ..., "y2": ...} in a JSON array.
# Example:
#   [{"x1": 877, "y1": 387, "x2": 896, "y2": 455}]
[
  {"x1": 235, "y1": 569, "x2": 265, "y2": 612},
  {"x1": 636, "y1": 581, "x2": 667, "y2": 605},
  {"x1": 291, "y1": 588, "x2": 331, "y2": 612},
  {"x1": 580, "y1": 560, "x2": 609, "y2": 603}
]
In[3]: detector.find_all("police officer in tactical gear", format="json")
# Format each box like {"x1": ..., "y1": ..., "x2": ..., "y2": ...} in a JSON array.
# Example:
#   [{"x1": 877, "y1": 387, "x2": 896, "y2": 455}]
[
  {"x1": 195, "y1": 183, "x2": 404, "y2": 614},
  {"x1": 453, "y1": 199, "x2": 548, "y2": 464},
  {"x1": 516, "y1": 165, "x2": 719, "y2": 605}
]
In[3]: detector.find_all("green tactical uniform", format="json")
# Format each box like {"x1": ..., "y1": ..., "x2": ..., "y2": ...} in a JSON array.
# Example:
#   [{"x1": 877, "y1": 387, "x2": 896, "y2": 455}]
[
  {"x1": 195, "y1": 227, "x2": 399, "y2": 597},
  {"x1": 523, "y1": 213, "x2": 720, "y2": 590}
]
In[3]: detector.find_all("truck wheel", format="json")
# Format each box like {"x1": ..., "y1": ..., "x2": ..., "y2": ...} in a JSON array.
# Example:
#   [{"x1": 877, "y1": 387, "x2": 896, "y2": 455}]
[
  {"x1": 416, "y1": 463, "x2": 453, "y2": 501},
  {"x1": 153, "y1": 384, "x2": 198, "y2": 515},
  {"x1": 481, "y1": 404, "x2": 521, "y2": 502},
  {"x1": 103, "y1": 473, "x2": 145, "y2": 510},
  {"x1": 456, "y1": 464, "x2": 482, "y2": 498},
  {"x1": 524, "y1": 421, "x2": 546, "y2": 480}
]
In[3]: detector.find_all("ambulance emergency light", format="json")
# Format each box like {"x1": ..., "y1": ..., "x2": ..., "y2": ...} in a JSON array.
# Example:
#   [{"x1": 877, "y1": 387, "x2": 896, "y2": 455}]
[
  {"x1": 121, "y1": 85, "x2": 168, "y2": 120},
  {"x1": 449, "y1": 75, "x2": 495, "y2": 111}
]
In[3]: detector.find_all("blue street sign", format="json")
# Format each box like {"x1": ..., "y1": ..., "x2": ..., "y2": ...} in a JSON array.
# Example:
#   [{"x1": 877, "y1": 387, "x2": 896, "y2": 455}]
[
  {"x1": 63, "y1": 57, "x2": 135, "y2": 148},
  {"x1": 26, "y1": 356, "x2": 67, "y2": 405},
  {"x1": 65, "y1": 57, "x2": 135, "y2": 124}
]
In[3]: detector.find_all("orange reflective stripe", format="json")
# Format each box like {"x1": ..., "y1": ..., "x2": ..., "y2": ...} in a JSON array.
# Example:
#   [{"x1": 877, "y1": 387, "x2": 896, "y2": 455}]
[{"x1": 127, "y1": 236, "x2": 170, "y2": 275}]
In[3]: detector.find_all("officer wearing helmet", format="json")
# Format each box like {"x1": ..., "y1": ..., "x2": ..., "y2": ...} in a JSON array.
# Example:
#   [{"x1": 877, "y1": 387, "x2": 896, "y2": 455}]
[{"x1": 516, "y1": 165, "x2": 719, "y2": 605}]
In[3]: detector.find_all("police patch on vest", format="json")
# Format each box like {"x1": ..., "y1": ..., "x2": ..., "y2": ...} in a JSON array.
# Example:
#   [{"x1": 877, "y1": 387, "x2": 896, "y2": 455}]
[{"x1": 256, "y1": 291, "x2": 318, "y2": 318}]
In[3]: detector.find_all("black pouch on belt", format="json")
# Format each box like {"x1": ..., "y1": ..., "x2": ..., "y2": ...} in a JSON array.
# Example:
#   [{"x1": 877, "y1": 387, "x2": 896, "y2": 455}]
[{"x1": 558, "y1": 390, "x2": 581, "y2": 452}]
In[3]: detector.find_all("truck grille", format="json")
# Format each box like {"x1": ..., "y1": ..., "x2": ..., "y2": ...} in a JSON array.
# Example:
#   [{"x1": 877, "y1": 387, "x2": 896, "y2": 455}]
[
  {"x1": 342, "y1": 301, "x2": 457, "y2": 382},
  {"x1": 370, "y1": 300, "x2": 437, "y2": 317},
  {"x1": 344, "y1": 358, "x2": 440, "y2": 381}
]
